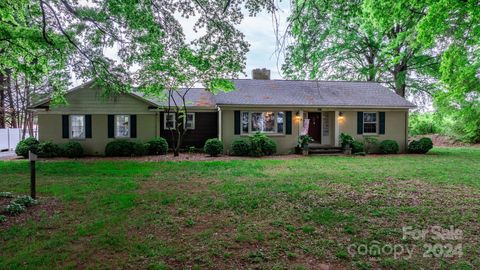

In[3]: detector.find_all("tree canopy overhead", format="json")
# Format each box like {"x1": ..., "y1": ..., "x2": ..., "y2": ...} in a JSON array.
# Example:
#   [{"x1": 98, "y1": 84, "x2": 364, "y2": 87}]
[{"x1": 1, "y1": 0, "x2": 277, "y2": 97}]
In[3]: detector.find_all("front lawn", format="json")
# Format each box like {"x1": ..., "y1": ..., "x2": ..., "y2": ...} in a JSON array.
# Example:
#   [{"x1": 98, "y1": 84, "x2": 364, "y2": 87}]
[{"x1": 0, "y1": 147, "x2": 479, "y2": 269}]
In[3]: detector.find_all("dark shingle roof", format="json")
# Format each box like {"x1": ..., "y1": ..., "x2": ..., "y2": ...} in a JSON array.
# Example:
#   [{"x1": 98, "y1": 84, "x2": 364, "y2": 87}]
[
  {"x1": 133, "y1": 88, "x2": 217, "y2": 108},
  {"x1": 214, "y1": 80, "x2": 415, "y2": 108}
]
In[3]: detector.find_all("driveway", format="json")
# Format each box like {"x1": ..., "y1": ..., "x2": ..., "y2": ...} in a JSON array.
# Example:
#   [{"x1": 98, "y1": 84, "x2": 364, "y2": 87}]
[{"x1": 0, "y1": 151, "x2": 19, "y2": 160}]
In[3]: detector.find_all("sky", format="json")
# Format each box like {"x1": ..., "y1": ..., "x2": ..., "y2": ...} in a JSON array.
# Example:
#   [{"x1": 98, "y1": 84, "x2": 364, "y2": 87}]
[{"x1": 178, "y1": 2, "x2": 291, "y2": 80}]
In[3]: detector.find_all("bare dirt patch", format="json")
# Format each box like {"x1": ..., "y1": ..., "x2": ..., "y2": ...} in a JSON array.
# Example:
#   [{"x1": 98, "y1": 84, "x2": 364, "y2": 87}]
[{"x1": 0, "y1": 196, "x2": 62, "y2": 230}]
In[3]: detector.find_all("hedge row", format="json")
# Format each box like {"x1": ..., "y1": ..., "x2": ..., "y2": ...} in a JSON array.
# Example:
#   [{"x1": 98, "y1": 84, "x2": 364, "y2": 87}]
[
  {"x1": 229, "y1": 132, "x2": 277, "y2": 157},
  {"x1": 15, "y1": 138, "x2": 83, "y2": 158}
]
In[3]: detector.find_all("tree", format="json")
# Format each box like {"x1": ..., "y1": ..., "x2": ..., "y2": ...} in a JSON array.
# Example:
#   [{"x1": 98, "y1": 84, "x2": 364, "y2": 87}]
[
  {"x1": 283, "y1": 0, "x2": 438, "y2": 98},
  {"x1": 1, "y1": 0, "x2": 278, "y2": 144}
]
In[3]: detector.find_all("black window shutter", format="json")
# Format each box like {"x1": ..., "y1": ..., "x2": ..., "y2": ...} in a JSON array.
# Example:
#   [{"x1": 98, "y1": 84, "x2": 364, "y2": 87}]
[
  {"x1": 379, "y1": 112, "x2": 385, "y2": 134},
  {"x1": 108, "y1": 115, "x2": 114, "y2": 138},
  {"x1": 130, "y1": 115, "x2": 137, "y2": 138},
  {"x1": 85, "y1": 115, "x2": 92, "y2": 138},
  {"x1": 286, "y1": 111, "x2": 292, "y2": 135},
  {"x1": 234, "y1": 111, "x2": 240, "y2": 135},
  {"x1": 357, "y1": 112, "x2": 363, "y2": 134},
  {"x1": 62, "y1": 115, "x2": 69, "y2": 138}
]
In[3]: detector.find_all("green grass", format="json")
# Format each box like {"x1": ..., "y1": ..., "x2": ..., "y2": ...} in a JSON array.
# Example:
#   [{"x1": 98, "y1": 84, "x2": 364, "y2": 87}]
[{"x1": 0, "y1": 147, "x2": 479, "y2": 269}]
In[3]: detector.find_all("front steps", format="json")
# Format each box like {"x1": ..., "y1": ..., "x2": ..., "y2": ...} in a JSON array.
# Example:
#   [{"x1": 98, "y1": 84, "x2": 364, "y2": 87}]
[{"x1": 308, "y1": 143, "x2": 343, "y2": 155}]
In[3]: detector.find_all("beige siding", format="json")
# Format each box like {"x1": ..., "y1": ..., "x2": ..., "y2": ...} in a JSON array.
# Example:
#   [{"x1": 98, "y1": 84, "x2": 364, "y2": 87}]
[
  {"x1": 338, "y1": 110, "x2": 408, "y2": 152},
  {"x1": 46, "y1": 85, "x2": 153, "y2": 114},
  {"x1": 38, "y1": 114, "x2": 157, "y2": 155},
  {"x1": 221, "y1": 107, "x2": 301, "y2": 154},
  {"x1": 220, "y1": 107, "x2": 409, "y2": 154}
]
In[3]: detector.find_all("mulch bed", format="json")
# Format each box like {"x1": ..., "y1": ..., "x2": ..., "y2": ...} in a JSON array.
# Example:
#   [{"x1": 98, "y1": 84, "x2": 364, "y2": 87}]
[
  {"x1": 0, "y1": 196, "x2": 62, "y2": 230},
  {"x1": 34, "y1": 153, "x2": 305, "y2": 162}
]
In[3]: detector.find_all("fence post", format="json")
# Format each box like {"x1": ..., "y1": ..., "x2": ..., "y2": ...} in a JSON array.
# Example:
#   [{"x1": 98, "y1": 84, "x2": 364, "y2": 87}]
[{"x1": 7, "y1": 128, "x2": 10, "y2": 150}]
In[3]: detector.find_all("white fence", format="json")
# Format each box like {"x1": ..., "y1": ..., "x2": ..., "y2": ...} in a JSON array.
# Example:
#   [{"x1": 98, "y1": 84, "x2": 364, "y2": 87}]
[{"x1": 0, "y1": 128, "x2": 23, "y2": 151}]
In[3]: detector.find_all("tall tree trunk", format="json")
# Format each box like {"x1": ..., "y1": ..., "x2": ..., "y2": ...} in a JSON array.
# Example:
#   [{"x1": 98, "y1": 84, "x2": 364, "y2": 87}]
[
  {"x1": 0, "y1": 72, "x2": 5, "y2": 128},
  {"x1": 6, "y1": 70, "x2": 18, "y2": 128},
  {"x1": 393, "y1": 67, "x2": 407, "y2": 97}
]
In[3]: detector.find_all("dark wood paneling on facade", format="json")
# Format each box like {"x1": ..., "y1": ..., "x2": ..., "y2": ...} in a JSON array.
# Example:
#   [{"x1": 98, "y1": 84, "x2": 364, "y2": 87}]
[{"x1": 160, "y1": 112, "x2": 218, "y2": 148}]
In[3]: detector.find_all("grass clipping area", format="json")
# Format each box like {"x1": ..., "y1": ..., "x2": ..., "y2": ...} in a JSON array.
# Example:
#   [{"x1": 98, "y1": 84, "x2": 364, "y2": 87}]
[{"x1": 0, "y1": 147, "x2": 479, "y2": 269}]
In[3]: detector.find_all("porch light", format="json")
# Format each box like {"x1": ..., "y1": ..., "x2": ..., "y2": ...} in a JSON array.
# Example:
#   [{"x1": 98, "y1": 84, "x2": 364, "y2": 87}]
[
  {"x1": 338, "y1": 112, "x2": 345, "y2": 121},
  {"x1": 295, "y1": 111, "x2": 301, "y2": 120}
]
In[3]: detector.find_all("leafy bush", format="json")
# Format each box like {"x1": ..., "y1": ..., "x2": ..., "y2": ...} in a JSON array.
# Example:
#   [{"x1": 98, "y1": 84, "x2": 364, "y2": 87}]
[
  {"x1": 408, "y1": 137, "x2": 433, "y2": 154},
  {"x1": 249, "y1": 132, "x2": 277, "y2": 157},
  {"x1": 230, "y1": 138, "x2": 251, "y2": 156},
  {"x1": 203, "y1": 138, "x2": 223, "y2": 157},
  {"x1": 61, "y1": 141, "x2": 84, "y2": 158},
  {"x1": 132, "y1": 142, "x2": 148, "y2": 156},
  {"x1": 15, "y1": 137, "x2": 39, "y2": 158},
  {"x1": 379, "y1": 140, "x2": 399, "y2": 154},
  {"x1": 363, "y1": 136, "x2": 379, "y2": 154},
  {"x1": 409, "y1": 112, "x2": 441, "y2": 136},
  {"x1": 37, "y1": 141, "x2": 61, "y2": 158},
  {"x1": 146, "y1": 137, "x2": 168, "y2": 155},
  {"x1": 105, "y1": 140, "x2": 147, "y2": 157},
  {"x1": 0, "y1": 192, "x2": 13, "y2": 198},
  {"x1": 339, "y1": 133, "x2": 354, "y2": 148},
  {"x1": 297, "y1": 135, "x2": 313, "y2": 148},
  {"x1": 5, "y1": 202, "x2": 25, "y2": 215},
  {"x1": 13, "y1": 196, "x2": 37, "y2": 207},
  {"x1": 351, "y1": 141, "x2": 364, "y2": 154},
  {"x1": 0, "y1": 215, "x2": 6, "y2": 223}
]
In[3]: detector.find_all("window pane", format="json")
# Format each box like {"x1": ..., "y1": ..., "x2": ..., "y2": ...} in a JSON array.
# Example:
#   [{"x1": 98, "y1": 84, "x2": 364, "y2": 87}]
[
  {"x1": 277, "y1": 112, "x2": 284, "y2": 133},
  {"x1": 186, "y1": 113, "x2": 194, "y2": 129},
  {"x1": 70, "y1": 115, "x2": 85, "y2": 138},
  {"x1": 251, "y1": 112, "x2": 275, "y2": 132},
  {"x1": 116, "y1": 115, "x2": 130, "y2": 137},
  {"x1": 242, "y1": 112, "x2": 249, "y2": 133},
  {"x1": 165, "y1": 113, "x2": 175, "y2": 129},
  {"x1": 364, "y1": 112, "x2": 376, "y2": 123},
  {"x1": 364, "y1": 123, "x2": 377, "y2": 133}
]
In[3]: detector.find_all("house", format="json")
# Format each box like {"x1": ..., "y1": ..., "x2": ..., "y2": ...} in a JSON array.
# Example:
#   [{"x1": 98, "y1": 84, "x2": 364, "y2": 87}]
[{"x1": 31, "y1": 69, "x2": 415, "y2": 155}]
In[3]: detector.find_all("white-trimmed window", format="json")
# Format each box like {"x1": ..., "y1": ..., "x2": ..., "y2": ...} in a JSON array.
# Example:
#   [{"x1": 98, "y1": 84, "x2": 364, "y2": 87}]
[
  {"x1": 185, "y1": 113, "x2": 195, "y2": 130},
  {"x1": 241, "y1": 111, "x2": 285, "y2": 134},
  {"x1": 363, "y1": 112, "x2": 377, "y2": 134},
  {"x1": 164, "y1": 113, "x2": 195, "y2": 130},
  {"x1": 70, "y1": 115, "x2": 85, "y2": 139},
  {"x1": 115, "y1": 115, "x2": 130, "y2": 138},
  {"x1": 164, "y1": 113, "x2": 176, "y2": 130}
]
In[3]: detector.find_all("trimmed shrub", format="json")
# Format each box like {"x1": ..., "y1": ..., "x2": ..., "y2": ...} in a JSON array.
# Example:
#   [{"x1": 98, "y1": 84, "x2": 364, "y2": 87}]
[
  {"x1": 5, "y1": 202, "x2": 25, "y2": 215},
  {"x1": 351, "y1": 141, "x2": 364, "y2": 154},
  {"x1": 249, "y1": 132, "x2": 277, "y2": 157},
  {"x1": 230, "y1": 138, "x2": 251, "y2": 156},
  {"x1": 132, "y1": 142, "x2": 148, "y2": 156},
  {"x1": 262, "y1": 138, "x2": 277, "y2": 156},
  {"x1": 13, "y1": 196, "x2": 37, "y2": 207},
  {"x1": 147, "y1": 137, "x2": 168, "y2": 155},
  {"x1": 379, "y1": 140, "x2": 400, "y2": 154},
  {"x1": 15, "y1": 137, "x2": 39, "y2": 158},
  {"x1": 0, "y1": 192, "x2": 13, "y2": 198},
  {"x1": 37, "y1": 141, "x2": 61, "y2": 158},
  {"x1": 0, "y1": 215, "x2": 6, "y2": 223},
  {"x1": 204, "y1": 138, "x2": 223, "y2": 157},
  {"x1": 408, "y1": 137, "x2": 433, "y2": 154},
  {"x1": 61, "y1": 141, "x2": 84, "y2": 158},
  {"x1": 105, "y1": 140, "x2": 147, "y2": 157}
]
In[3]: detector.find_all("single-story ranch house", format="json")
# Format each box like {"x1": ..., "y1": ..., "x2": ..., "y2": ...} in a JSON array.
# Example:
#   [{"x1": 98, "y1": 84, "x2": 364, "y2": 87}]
[{"x1": 31, "y1": 69, "x2": 415, "y2": 155}]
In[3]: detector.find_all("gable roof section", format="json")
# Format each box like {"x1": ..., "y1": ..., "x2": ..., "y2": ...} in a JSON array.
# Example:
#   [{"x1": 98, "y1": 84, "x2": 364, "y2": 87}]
[
  {"x1": 214, "y1": 79, "x2": 415, "y2": 108},
  {"x1": 32, "y1": 79, "x2": 415, "y2": 110}
]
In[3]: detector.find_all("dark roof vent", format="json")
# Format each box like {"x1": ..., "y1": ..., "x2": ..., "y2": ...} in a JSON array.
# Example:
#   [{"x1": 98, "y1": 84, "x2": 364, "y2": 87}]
[{"x1": 252, "y1": 68, "x2": 271, "y2": 80}]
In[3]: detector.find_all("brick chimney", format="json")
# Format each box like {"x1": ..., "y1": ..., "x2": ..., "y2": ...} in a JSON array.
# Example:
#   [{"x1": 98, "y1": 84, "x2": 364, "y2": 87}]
[{"x1": 252, "y1": 68, "x2": 271, "y2": 80}]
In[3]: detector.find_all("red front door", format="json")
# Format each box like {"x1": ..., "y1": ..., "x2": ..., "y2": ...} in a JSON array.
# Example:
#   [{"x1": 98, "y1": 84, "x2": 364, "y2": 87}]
[{"x1": 308, "y1": 112, "x2": 322, "y2": 143}]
